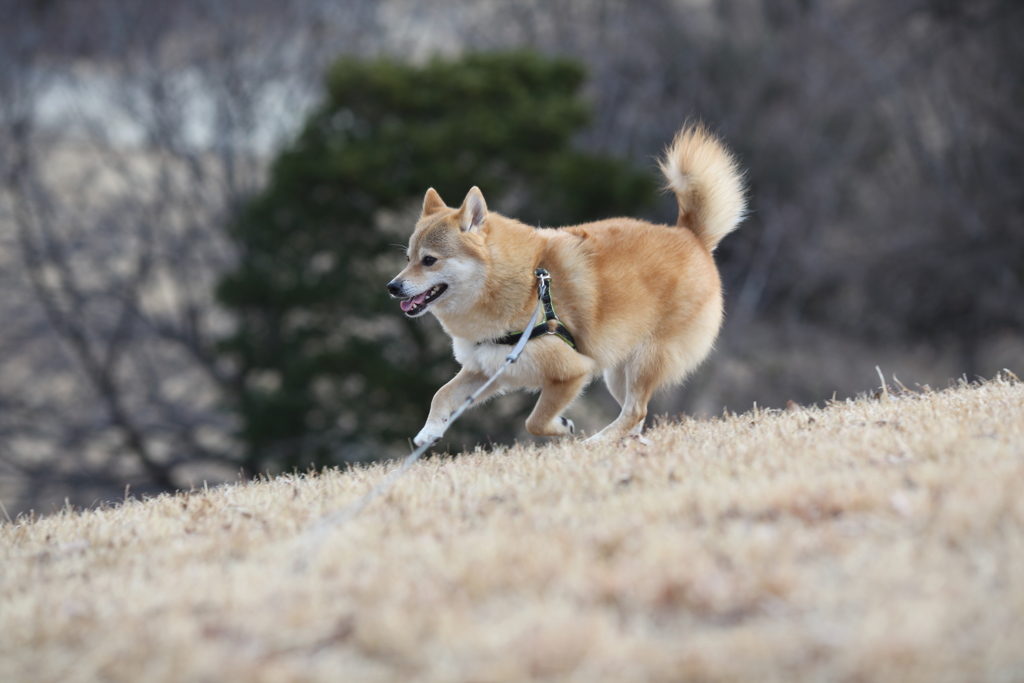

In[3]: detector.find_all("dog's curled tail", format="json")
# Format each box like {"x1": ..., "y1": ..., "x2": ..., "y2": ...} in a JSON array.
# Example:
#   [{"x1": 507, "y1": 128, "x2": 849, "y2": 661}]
[{"x1": 659, "y1": 124, "x2": 747, "y2": 251}]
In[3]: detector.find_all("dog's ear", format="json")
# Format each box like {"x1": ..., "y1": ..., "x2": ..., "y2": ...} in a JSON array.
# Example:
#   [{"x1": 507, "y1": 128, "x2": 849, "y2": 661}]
[
  {"x1": 457, "y1": 186, "x2": 487, "y2": 233},
  {"x1": 422, "y1": 188, "x2": 447, "y2": 217}
]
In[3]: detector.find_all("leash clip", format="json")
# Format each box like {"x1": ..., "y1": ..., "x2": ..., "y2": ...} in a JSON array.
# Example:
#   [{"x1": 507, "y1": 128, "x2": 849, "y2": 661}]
[{"x1": 534, "y1": 268, "x2": 551, "y2": 298}]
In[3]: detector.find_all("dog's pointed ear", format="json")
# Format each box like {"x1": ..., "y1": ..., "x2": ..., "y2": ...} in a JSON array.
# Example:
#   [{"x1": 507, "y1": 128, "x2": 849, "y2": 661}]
[
  {"x1": 422, "y1": 188, "x2": 447, "y2": 217},
  {"x1": 457, "y1": 186, "x2": 487, "y2": 233}
]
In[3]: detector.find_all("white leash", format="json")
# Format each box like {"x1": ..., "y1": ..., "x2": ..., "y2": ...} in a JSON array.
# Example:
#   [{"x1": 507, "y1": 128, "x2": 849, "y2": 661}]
[{"x1": 300, "y1": 270, "x2": 550, "y2": 545}]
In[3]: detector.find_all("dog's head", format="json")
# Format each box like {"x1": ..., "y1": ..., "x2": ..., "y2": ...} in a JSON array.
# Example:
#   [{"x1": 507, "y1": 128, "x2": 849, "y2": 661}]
[{"x1": 386, "y1": 187, "x2": 489, "y2": 319}]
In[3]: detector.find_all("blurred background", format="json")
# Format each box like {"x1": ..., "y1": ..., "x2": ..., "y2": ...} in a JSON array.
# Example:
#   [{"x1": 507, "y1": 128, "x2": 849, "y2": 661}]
[{"x1": 0, "y1": 0, "x2": 1021, "y2": 517}]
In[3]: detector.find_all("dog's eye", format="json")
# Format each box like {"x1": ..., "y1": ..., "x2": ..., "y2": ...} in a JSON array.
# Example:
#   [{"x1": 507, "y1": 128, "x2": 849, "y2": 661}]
[{"x1": 422, "y1": 256, "x2": 437, "y2": 266}]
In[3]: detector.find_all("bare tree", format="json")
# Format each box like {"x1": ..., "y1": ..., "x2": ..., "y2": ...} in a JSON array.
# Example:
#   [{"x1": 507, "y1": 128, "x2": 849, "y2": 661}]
[{"x1": 0, "y1": 0, "x2": 381, "y2": 514}]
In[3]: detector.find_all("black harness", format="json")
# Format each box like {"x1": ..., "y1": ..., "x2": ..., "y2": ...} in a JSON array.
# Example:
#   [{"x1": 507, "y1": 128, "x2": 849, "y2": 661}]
[{"x1": 489, "y1": 268, "x2": 577, "y2": 351}]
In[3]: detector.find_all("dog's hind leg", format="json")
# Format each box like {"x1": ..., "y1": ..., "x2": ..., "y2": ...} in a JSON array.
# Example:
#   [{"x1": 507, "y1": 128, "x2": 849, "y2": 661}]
[
  {"x1": 604, "y1": 364, "x2": 652, "y2": 444},
  {"x1": 603, "y1": 365, "x2": 627, "y2": 407},
  {"x1": 588, "y1": 357, "x2": 660, "y2": 442},
  {"x1": 524, "y1": 374, "x2": 587, "y2": 437}
]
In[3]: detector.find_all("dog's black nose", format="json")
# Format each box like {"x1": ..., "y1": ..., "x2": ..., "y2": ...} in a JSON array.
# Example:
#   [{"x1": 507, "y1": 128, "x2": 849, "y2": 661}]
[{"x1": 386, "y1": 280, "x2": 404, "y2": 297}]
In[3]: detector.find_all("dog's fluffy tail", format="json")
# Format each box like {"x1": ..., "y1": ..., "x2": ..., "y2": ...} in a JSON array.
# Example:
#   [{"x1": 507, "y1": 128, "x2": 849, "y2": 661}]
[{"x1": 659, "y1": 124, "x2": 747, "y2": 251}]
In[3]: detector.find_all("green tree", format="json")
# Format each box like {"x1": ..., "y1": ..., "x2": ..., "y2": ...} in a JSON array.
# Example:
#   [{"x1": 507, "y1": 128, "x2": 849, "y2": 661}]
[{"x1": 216, "y1": 51, "x2": 654, "y2": 473}]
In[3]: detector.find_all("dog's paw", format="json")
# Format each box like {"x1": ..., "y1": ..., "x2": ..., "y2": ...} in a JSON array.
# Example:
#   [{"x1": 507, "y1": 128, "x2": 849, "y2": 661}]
[
  {"x1": 525, "y1": 416, "x2": 577, "y2": 438},
  {"x1": 560, "y1": 416, "x2": 575, "y2": 436},
  {"x1": 413, "y1": 425, "x2": 443, "y2": 448}
]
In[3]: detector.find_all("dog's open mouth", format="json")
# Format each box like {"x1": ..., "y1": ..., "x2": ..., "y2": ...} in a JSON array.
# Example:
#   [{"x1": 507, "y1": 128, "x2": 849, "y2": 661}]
[{"x1": 400, "y1": 283, "x2": 448, "y2": 316}]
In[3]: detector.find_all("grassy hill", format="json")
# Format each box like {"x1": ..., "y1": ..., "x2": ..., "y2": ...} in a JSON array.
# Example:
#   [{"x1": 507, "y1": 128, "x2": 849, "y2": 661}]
[{"x1": 2, "y1": 375, "x2": 1023, "y2": 682}]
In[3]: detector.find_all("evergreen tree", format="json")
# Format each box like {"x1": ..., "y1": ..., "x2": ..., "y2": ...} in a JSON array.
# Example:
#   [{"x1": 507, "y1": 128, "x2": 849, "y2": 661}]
[{"x1": 216, "y1": 51, "x2": 654, "y2": 472}]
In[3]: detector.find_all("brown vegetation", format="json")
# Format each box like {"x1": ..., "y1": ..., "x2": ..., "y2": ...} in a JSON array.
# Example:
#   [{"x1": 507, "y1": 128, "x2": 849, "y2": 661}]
[{"x1": 3, "y1": 376, "x2": 1022, "y2": 682}]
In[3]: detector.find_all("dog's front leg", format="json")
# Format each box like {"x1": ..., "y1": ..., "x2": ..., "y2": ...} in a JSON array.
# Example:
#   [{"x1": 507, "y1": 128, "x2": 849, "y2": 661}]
[{"x1": 414, "y1": 368, "x2": 500, "y2": 447}]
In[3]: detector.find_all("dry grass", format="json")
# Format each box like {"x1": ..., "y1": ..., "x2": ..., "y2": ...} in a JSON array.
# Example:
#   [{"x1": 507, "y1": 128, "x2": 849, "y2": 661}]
[{"x1": 2, "y1": 376, "x2": 1024, "y2": 683}]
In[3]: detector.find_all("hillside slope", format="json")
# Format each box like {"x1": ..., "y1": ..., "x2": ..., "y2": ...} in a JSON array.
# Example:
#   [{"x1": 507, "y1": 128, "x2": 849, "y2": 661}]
[{"x1": 2, "y1": 376, "x2": 1023, "y2": 682}]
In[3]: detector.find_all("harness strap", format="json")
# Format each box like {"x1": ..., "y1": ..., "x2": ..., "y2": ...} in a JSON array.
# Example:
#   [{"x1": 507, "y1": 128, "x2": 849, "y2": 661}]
[{"x1": 490, "y1": 268, "x2": 577, "y2": 351}]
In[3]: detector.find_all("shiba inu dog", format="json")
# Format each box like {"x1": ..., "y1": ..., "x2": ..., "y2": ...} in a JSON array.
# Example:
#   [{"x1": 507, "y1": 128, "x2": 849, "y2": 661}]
[{"x1": 387, "y1": 124, "x2": 746, "y2": 445}]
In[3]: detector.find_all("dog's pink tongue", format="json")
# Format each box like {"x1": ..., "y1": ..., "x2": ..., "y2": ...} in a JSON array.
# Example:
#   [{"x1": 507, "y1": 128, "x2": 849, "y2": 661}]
[{"x1": 400, "y1": 291, "x2": 429, "y2": 312}]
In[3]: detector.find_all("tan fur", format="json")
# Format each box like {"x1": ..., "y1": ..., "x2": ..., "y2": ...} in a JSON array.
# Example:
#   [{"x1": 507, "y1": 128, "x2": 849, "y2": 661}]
[
  {"x1": 659, "y1": 123, "x2": 747, "y2": 251},
  {"x1": 388, "y1": 124, "x2": 747, "y2": 444}
]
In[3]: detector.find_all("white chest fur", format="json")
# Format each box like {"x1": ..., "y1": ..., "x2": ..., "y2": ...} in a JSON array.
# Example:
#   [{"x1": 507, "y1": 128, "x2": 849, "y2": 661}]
[
  {"x1": 452, "y1": 336, "x2": 597, "y2": 391},
  {"x1": 453, "y1": 337, "x2": 533, "y2": 385}
]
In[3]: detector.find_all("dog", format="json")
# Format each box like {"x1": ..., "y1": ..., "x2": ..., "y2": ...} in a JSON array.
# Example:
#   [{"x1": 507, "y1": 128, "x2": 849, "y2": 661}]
[{"x1": 386, "y1": 124, "x2": 746, "y2": 445}]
